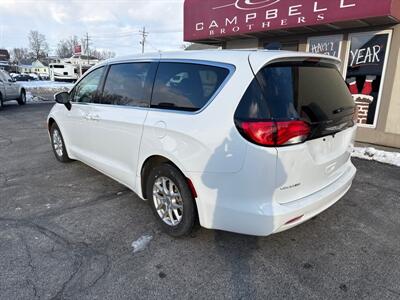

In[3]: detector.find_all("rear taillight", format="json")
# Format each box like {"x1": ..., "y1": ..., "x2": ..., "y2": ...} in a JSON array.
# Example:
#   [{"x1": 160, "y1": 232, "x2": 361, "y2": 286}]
[{"x1": 238, "y1": 120, "x2": 310, "y2": 147}]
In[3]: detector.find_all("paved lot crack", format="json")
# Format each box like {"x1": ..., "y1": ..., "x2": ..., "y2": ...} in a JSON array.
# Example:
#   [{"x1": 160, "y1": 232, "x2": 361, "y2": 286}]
[{"x1": 0, "y1": 218, "x2": 111, "y2": 299}]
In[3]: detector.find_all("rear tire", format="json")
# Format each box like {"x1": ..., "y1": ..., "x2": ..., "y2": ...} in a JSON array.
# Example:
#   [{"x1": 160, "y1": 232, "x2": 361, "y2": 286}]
[
  {"x1": 146, "y1": 163, "x2": 196, "y2": 237},
  {"x1": 17, "y1": 90, "x2": 26, "y2": 105},
  {"x1": 0, "y1": 94, "x2": 3, "y2": 110},
  {"x1": 50, "y1": 123, "x2": 72, "y2": 163}
]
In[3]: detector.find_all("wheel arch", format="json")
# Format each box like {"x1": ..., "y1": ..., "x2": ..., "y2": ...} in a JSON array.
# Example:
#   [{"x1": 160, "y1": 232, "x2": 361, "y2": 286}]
[
  {"x1": 47, "y1": 117, "x2": 74, "y2": 161},
  {"x1": 48, "y1": 117, "x2": 56, "y2": 132},
  {"x1": 140, "y1": 155, "x2": 197, "y2": 201}
]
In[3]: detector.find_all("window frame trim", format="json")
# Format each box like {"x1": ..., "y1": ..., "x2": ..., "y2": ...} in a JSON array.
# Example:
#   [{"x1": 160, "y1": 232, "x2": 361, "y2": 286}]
[{"x1": 71, "y1": 59, "x2": 236, "y2": 114}]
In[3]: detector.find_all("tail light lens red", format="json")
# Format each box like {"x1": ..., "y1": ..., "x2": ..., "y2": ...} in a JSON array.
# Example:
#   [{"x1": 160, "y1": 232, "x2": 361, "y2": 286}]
[{"x1": 238, "y1": 120, "x2": 311, "y2": 147}]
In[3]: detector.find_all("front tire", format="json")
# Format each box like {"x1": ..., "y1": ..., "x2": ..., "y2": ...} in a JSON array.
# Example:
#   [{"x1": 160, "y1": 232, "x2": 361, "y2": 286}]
[
  {"x1": 146, "y1": 164, "x2": 196, "y2": 237},
  {"x1": 17, "y1": 90, "x2": 26, "y2": 105},
  {"x1": 50, "y1": 123, "x2": 72, "y2": 163},
  {"x1": 0, "y1": 94, "x2": 3, "y2": 110}
]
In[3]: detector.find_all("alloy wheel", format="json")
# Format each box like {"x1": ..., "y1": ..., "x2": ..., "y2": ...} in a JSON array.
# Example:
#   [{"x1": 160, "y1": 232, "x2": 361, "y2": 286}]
[
  {"x1": 52, "y1": 129, "x2": 63, "y2": 157},
  {"x1": 152, "y1": 176, "x2": 184, "y2": 226}
]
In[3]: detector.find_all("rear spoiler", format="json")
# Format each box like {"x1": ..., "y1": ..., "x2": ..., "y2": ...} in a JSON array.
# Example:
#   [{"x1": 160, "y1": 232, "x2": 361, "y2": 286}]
[{"x1": 248, "y1": 51, "x2": 342, "y2": 74}]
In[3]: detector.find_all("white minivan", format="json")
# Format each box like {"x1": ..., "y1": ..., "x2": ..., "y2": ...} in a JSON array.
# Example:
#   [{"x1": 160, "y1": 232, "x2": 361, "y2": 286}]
[{"x1": 47, "y1": 50, "x2": 357, "y2": 237}]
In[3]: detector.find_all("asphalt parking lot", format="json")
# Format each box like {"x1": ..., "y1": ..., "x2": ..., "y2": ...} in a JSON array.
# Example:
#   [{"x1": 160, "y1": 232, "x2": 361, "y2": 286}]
[{"x1": 1, "y1": 102, "x2": 400, "y2": 300}]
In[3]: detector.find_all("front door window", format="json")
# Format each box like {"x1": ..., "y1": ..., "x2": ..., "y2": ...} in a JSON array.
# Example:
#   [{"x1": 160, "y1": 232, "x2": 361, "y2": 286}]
[{"x1": 72, "y1": 67, "x2": 104, "y2": 103}]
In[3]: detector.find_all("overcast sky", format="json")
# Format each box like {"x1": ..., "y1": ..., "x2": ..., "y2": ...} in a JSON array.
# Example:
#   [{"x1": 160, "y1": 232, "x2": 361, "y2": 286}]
[{"x1": 0, "y1": 0, "x2": 185, "y2": 56}]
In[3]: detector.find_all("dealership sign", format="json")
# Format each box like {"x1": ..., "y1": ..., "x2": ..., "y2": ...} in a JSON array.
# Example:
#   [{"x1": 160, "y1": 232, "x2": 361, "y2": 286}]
[{"x1": 184, "y1": 0, "x2": 400, "y2": 41}]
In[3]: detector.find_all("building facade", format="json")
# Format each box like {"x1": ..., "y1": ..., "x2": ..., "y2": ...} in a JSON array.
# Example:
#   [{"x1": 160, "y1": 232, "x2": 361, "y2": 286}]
[
  {"x1": 184, "y1": 0, "x2": 400, "y2": 148},
  {"x1": 19, "y1": 60, "x2": 49, "y2": 77}
]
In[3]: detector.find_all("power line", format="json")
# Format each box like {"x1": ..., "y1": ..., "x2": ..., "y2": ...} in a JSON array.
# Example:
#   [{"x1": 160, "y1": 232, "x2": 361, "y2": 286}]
[
  {"x1": 90, "y1": 28, "x2": 181, "y2": 38},
  {"x1": 139, "y1": 26, "x2": 149, "y2": 54},
  {"x1": 146, "y1": 40, "x2": 160, "y2": 53}
]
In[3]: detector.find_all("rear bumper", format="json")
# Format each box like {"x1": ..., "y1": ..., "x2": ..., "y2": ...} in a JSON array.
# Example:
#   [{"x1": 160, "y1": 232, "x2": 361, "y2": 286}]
[
  {"x1": 191, "y1": 162, "x2": 356, "y2": 236},
  {"x1": 273, "y1": 163, "x2": 356, "y2": 234}
]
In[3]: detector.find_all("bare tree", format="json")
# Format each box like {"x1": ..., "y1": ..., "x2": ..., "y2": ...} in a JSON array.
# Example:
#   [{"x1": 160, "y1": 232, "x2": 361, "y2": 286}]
[
  {"x1": 101, "y1": 50, "x2": 116, "y2": 59},
  {"x1": 90, "y1": 49, "x2": 116, "y2": 60},
  {"x1": 10, "y1": 48, "x2": 29, "y2": 64},
  {"x1": 57, "y1": 34, "x2": 114, "y2": 60},
  {"x1": 28, "y1": 30, "x2": 49, "y2": 60},
  {"x1": 56, "y1": 36, "x2": 79, "y2": 58}
]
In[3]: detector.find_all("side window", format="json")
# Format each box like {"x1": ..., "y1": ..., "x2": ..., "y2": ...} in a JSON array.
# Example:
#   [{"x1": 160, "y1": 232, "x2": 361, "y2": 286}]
[
  {"x1": 72, "y1": 67, "x2": 104, "y2": 103},
  {"x1": 2, "y1": 72, "x2": 11, "y2": 82},
  {"x1": 101, "y1": 62, "x2": 156, "y2": 107},
  {"x1": 151, "y1": 62, "x2": 230, "y2": 112}
]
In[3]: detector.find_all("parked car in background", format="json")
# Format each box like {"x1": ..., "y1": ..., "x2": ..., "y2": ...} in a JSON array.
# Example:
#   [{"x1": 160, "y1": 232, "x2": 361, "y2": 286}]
[
  {"x1": 28, "y1": 73, "x2": 39, "y2": 80},
  {"x1": 47, "y1": 50, "x2": 357, "y2": 237},
  {"x1": 0, "y1": 69, "x2": 26, "y2": 109},
  {"x1": 39, "y1": 73, "x2": 50, "y2": 80},
  {"x1": 13, "y1": 73, "x2": 38, "y2": 82}
]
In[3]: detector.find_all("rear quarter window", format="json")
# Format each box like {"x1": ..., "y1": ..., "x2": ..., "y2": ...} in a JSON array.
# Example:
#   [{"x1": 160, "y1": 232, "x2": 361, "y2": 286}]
[{"x1": 151, "y1": 62, "x2": 230, "y2": 112}]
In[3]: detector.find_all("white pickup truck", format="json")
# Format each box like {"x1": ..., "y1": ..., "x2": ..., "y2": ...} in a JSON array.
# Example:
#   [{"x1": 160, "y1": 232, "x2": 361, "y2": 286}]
[{"x1": 0, "y1": 69, "x2": 26, "y2": 110}]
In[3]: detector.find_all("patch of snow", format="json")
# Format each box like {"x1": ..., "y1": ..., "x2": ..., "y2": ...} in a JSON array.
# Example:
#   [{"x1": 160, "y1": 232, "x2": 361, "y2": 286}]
[
  {"x1": 352, "y1": 147, "x2": 400, "y2": 167},
  {"x1": 15, "y1": 207, "x2": 21, "y2": 211},
  {"x1": 131, "y1": 235, "x2": 153, "y2": 253},
  {"x1": 20, "y1": 80, "x2": 74, "y2": 89},
  {"x1": 22, "y1": 81, "x2": 73, "y2": 102},
  {"x1": 26, "y1": 91, "x2": 44, "y2": 103},
  {"x1": 45, "y1": 204, "x2": 51, "y2": 209},
  {"x1": 28, "y1": 73, "x2": 39, "y2": 79}
]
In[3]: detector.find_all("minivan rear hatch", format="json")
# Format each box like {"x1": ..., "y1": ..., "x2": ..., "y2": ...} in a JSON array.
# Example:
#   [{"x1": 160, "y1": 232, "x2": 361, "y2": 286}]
[{"x1": 241, "y1": 53, "x2": 356, "y2": 204}]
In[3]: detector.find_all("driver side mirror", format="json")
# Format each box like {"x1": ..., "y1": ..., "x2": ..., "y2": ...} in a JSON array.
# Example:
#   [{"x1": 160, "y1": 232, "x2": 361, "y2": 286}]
[{"x1": 54, "y1": 91, "x2": 72, "y2": 111}]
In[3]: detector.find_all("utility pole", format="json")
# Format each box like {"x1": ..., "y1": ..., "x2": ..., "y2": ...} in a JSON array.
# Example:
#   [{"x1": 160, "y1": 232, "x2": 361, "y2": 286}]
[
  {"x1": 139, "y1": 27, "x2": 149, "y2": 54},
  {"x1": 85, "y1": 32, "x2": 90, "y2": 65}
]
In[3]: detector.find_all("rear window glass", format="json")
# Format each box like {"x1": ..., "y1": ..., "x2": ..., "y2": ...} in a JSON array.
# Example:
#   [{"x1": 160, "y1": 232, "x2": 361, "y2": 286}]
[
  {"x1": 236, "y1": 62, "x2": 355, "y2": 123},
  {"x1": 151, "y1": 62, "x2": 230, "y2": 112}
]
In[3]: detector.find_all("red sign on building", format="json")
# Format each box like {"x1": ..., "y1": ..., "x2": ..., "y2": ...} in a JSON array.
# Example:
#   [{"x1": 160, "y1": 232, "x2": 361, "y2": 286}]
[
  {"x1": 184, "y1": 0, "x2": 400, "y2": 41},
  {"x1": 74, "y1": 45, "x2": 82, "y2": 55}
]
